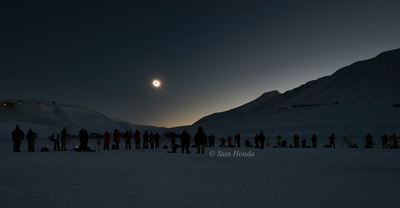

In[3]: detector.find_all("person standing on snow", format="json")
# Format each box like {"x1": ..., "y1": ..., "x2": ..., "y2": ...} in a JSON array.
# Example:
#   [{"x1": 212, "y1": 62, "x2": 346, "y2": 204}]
[
  {"x1": 254, "y1": 134, "x2": 259, "y2": 148},
  {"x1": 124, "y1": 130, "x2": 132, "y2": 149},
  {"x1": 134, "y1": 130, "x2": 141, "y2": 149},
  {"x1": 149, "y1": 132, "x2": 155, "y2": 149},
  {"x1": 329, "y1": 134, "x2": 336, "y2": 148},
  {"x1": 180, "y1": 130, "x2": 191, "y2": 153},
  {"x1": 26, "y1": 129, "x2": 37, "y2": 152},
  {"x1": 12, "y1": 125, "x2": 24, "y2": 152},
  {"x1": 210, "y1": 134, "x2": 215, "y2": 147},
  {"x1": 276, "y1": 135, "x2": 282, "y2": 148},
  {"x1": 113, "y1": 129, "x2": 121, "y2": 150},
  {"x1": 104, "y1": 132, "x2": 111, "y2": 150},
  {"x1": 294, "y1": 134, "x2": 300, "y2": 148},
  {"x1": 235, "y1": 133, "x2": 241, "y2": 148},
  {"x1": 52, "y1": 129, "x2": 60, "y2": 151},
  {"x1": 227, "y1": 135, "x2": 233, "y2": 147},
  {"x1": 259, "y1": 131, "x2": 266, "y2": 149},
  {"x1": 311, "y1": 134, "x2": 318, "y2": 148},
  {"x1": 155, "y1": 133, "x2": 161, "y2": 149},
  {"x1": 348, "y1": 135, "x2": 354, "y2": 148},
  {"x1": 194, "y1": 126, "x2": 207, "y2": 154},
  {"x1": 170, "y1": 132, "x2": 176, "y2": 148},
  {"x1": 143, "y1": 131, "x2": 149, "y2": 149},
  {"x1": 61, "y1": 127, "x2": 68, "y2": 151},
  {"x1": 79, "y1": 129, "x2": 89, "y2": 151}
]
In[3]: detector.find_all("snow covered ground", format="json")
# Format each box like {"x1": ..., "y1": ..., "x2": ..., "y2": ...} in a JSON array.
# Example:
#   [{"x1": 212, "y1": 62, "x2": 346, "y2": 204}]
[{"x1": 1, "y1": 138, "x2": 399, "y2": 208}]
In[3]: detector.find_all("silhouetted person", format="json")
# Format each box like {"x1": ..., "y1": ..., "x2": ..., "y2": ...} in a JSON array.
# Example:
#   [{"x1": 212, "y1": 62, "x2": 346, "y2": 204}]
[
  {"x1": 329, "y1": 134, "x2": 336, "y2": 148},
  {"x1": 113, "y1": 129, "x2": 121, "y2": 150},
  {"x1": 124, "y1": 130, "x2": 132, "y2": 149},
  {"x1": 149, "y1": 132, "x2": 155, "y2": 149},
  {"x1": 259, "y1": 131, "x2": 266, "y2": 149},
  {"x1": 276, "y1": 135, "x2": 282, "y2": 148},
  {"x1": 348, "y1": 135, "x2": 354, "y2": 148},
  {"x1": 12, "y1": 125, "x2": 24, "y2": 152},
  {"x1": 79, "y1": 129, "x2": 89, "y2": 151},
  {"x1": 235, "y1": 133, "x2": 241, "y2": 147},
  {"x1": 382, "y1": 134, "x2": 388, "y2": 149},
  {"x1": 254, "y1": 134, "x2": 259, "y2": 148},
  {"x1": 134, "y1": 130, "x2": 141, "y2": 149},
  {"x1": 171, "y1": 132, "x2": 176, "y2": 148},
  {"x1": 143, "y1": 131, "x2": 149, "y2": 149},
  {"x1": 52, "y1": 129, "x2": 60, "y2": 151},
  {"x1": 220, "y1": 137, "x2": 227, "y2": 147},
  {"x1": 301, "y1": 139, "x2": 307, "y2": 147},
  {"x1": 227, "y1": 135, "x2": 233, "y2": 147},
  {"x1": 155, "y1": 133, "x2": 161, "y2": 149},
  {"x1": 61, "y1": 128, "x2": 68, "y2": 151},
  {"x1": 245, "y1": 139, "x2": 253, "y2": 147},
  {"x1": 311, "y1": 134, "x2": 317, "y2": 148},
  {"x1": 294, "y1": 134, "x2": 300, "y2": 148},
  {"x1": 210, "y1": 134, "x2": 215, "y2": 147},
  {"x1": 365, "y1": 133, "x2": 373, "y2": 148},
  {"x1": 26, "y1": 129, "x2": 37, "y2": 152},
  {"x1": 282, "y1": 139, "x2": 287, "y2": 147},
  {"x1": 180, "y1": 130, "x2": 191, "y2": 153},
  {"x1": 194, "y1": 126, "x2": 206, "y2": 154},
  {"x1": 104, "y1": 132, "x2": 111, "y2": 150}
]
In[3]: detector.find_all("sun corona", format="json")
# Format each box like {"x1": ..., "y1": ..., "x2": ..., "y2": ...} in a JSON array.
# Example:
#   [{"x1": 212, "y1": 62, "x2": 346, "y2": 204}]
[{"x1": 153, "y1": 80, "x2": 160, "y2": 87}]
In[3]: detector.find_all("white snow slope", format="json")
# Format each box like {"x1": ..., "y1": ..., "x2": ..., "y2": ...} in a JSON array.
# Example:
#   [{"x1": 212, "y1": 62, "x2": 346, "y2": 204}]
[
  {"x1": 0, "y1": 100, "x2": 125, "y2": 139},
  {"x1": 195, "y1": 48, "x2": 400, "y2": 128}
]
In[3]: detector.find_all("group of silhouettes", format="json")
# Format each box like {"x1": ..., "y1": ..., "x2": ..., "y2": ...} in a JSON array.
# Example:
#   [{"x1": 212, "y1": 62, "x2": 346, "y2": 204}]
[{"x1": 10, "y1": 125, "x2": 399, "y2": 152}]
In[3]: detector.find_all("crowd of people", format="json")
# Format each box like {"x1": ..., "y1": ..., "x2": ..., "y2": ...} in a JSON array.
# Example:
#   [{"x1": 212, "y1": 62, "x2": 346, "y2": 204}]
[{"x1": 9, "y1": 125, "x2": 399, "y2": 152}]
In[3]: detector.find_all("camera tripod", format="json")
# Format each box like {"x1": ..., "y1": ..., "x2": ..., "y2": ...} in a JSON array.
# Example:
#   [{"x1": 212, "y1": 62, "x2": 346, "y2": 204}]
[{"x1": 93, "y1": 138, "x2": 103, "y2": 152}]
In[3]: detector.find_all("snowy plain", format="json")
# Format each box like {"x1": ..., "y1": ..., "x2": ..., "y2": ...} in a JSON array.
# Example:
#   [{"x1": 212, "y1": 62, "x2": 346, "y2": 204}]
[{"x1": 1, "y1": 137, "x2": 400, "y2": 208}]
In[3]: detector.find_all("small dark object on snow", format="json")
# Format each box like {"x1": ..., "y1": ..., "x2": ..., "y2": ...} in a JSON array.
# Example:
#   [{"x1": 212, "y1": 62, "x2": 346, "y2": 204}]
[{"x1": 41, "y1": 147, "x2": 49, "y2": 152}]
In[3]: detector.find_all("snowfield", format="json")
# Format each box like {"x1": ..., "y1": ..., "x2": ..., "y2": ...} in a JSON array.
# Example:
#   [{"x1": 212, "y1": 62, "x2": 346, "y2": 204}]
[{"x1": 1, "y1": 139, "x2": 399, "y2": 208}]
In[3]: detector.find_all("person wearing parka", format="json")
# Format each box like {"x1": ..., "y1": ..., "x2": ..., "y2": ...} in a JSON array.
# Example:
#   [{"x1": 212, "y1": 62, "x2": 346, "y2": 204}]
[
  {"x1": 227, "y1": 135, "x2": 233, "y2": 147},
  {"x1": 61, "y1": 127, "x2": 68, "y2": 151},
  {"x1": 134, "y1": 130, "x2": 141, "y2": 149},
  {"x1": 26, "y1": 129, "x2": 37, "y2": 152},
  {"x1": 194, "y1": 126, "x2": 207, "y2": 154},
  {"x1": 180, "y1": 130, "x2": 191, "y2": 153},
  {"x1": 155, "y1": 133, "x2": 161, "y2": 149},
  {"x1": 124, "y1": 130, "x2": 132, "y2": 149},
  {"x1": 104, "y1": 132, "x2": 111, "y2": 150},
  {"x1": 12, "y1": 125, "x2": 24, "y2": 152},
  {"x1": 79, "y1": 129, "x2": 89, "y2": 151},
  {"x1": 113, "y1": 129, "x2": 121, "y2": 150},
  {"x1": 143, "y1": 131, "x2": 149, "y2": 149}
]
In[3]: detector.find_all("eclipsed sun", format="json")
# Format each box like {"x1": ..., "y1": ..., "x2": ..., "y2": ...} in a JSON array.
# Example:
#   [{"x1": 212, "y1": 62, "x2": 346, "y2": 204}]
[{"x1": 153, "y1": 80, "x2": 161, "y2": 87}]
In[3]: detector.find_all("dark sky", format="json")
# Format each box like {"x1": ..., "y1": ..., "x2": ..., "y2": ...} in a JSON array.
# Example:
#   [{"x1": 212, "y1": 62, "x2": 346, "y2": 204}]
[{"x1": 1, "y1": 0, "x2": 399, "y2": 127}]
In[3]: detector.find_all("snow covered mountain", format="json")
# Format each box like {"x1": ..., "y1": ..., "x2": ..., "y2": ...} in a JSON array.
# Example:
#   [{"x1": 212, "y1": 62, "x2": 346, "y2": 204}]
[
  {"x1": 195, "y1": 48, "x2": 400, "y2": 125},
  {"x1": 0, "y1": 100, "x2": 126, "y2": 138}
]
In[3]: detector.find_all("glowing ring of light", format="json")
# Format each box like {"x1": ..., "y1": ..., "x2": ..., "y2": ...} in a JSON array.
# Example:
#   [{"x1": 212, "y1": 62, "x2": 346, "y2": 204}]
[{"x1": 153, "y1": 80, "x2": 160, "y2": 87}]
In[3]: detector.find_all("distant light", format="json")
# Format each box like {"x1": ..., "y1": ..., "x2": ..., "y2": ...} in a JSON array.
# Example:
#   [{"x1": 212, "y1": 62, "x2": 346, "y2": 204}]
[{"x1": 153, "y1": 80, "x2": 161, "y2": 87}]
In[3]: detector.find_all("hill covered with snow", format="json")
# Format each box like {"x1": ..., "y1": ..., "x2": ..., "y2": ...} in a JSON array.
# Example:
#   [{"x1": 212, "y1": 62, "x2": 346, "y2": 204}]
[
  {"x1": 196, "y1": 48, "x2": 400, "y2": 125},
  {"x1": 0, "y1": 100, "x2": 130, "y2": 138}
]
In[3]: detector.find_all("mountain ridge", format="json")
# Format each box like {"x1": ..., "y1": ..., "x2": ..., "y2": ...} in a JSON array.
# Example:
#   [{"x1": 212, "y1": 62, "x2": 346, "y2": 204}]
[{"x1": 194, "y1": 48, "x2": 400, "y2": 125}]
